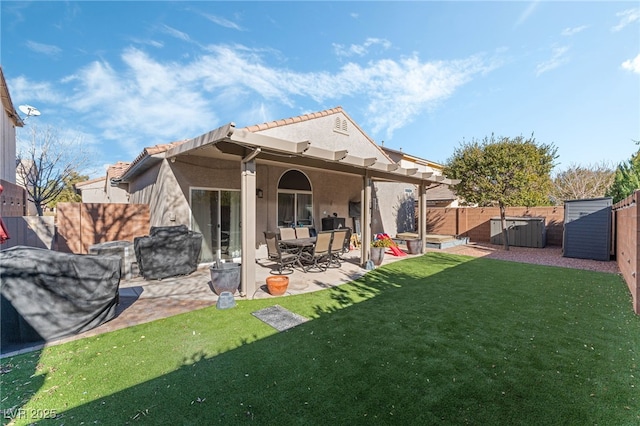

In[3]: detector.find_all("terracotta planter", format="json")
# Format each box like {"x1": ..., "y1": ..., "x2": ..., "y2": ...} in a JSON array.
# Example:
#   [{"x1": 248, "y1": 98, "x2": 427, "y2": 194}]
[
  {"x1": 266, "y1": 275, "x2": 289, "y2": 296},
  {"x1": 370, "y1": 247, "x2": 386, "y2": 266}
]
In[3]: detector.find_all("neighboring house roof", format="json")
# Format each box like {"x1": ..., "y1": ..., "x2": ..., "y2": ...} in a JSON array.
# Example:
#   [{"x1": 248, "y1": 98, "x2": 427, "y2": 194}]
[
  {"x1": 380, "y1": 145, "x2": 443, "y2": 170},
  {"x1": 0, "y1": 66, "x2": 24, "y2": 127},
  {"x1": 74, "y1": 176, "x2": 105, "y2": 188},
  {"x1": 111, "y1": 141, "x2": 185, "y2": 181},
  {"x1": 426, "y1": 184, "x2": 457, "y2": 202}
]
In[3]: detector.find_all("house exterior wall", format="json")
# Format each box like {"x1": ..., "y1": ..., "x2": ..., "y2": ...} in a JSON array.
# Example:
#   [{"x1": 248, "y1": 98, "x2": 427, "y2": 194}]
[
  {"x1": 78, "y1": 178, "x2": 130, "y2": 203},
  {"x1": 255, "y1": 113, "x2": 389, "y2": 162},
  {"x1": 127, "y1": 156, "x2": 363, "y2": 251},
  {"x1": 0, "y1": 179, "x2": 26, "y2": 216},
  {"x1": 373, "y1": 181, "x2": 417, "y2": 236},
  {"x1": 0, "y1": 108, "x2": 17, "y2": 184}
]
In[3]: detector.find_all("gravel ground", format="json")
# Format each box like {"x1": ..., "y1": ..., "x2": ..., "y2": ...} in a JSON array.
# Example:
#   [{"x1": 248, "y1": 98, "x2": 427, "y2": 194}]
[{"x1": 439, "y1": 242, "x2": 620, "y2": 274}]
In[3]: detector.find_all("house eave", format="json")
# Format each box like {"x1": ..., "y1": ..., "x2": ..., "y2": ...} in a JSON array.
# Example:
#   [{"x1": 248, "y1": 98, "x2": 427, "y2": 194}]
[{"x1": 160, "y1": 122, "x2": 453, "y2": 186}]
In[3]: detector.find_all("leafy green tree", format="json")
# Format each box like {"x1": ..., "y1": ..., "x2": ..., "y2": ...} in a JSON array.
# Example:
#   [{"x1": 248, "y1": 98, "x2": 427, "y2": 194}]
[
  {"x1": 550, "y1": 162, "x2": 615, "y2": 204},
  {"x1": 606, "y1": 147, "x2": 640, "y2": 203},
  {"x1": 47, "y1": 171, "x2": 89, "y2": 209},
  {"x1": 443, "y1": 134, "x2": 557, "y2": 250}
]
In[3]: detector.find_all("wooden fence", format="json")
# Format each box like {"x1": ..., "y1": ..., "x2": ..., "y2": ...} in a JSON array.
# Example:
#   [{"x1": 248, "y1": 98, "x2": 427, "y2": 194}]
[
  {"x1": 425, "y1": 206, "x2": 565, "y2": 247},
  {"x1": 56, "y1": 203, "x2": 150, "y2": 254},
  {"x1": 613, "y1": 191, "x2": 640, "y2": 315}
]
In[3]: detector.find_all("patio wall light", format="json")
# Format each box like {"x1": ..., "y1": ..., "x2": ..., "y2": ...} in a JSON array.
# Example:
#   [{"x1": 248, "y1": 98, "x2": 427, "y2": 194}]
[{"x1": 256, "y1": 189, "x2": 264, "y2": 198}]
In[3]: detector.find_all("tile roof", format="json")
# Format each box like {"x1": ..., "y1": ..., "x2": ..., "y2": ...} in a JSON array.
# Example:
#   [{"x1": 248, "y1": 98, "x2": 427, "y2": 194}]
[
  {"x1": 243, "y1": 106, "x2": 394, "y2": 163},
  {"x1": 106, "y1": 161, "x2": 132, "y2": 181},
  {"x1": 113, "y1": 106, "x2": 396, "y2": 180},
  {"x1": 112, "y1": 141, "x2": 186, "y2": 179},
  {"x1": 243, "y1": 106, "x2": 347, "y2": 132}
]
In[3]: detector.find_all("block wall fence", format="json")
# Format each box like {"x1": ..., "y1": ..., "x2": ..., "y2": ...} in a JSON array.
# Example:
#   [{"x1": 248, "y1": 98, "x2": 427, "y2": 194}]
[{"x1": 424, "y1": 206, "x2": 565, "y2": 247}]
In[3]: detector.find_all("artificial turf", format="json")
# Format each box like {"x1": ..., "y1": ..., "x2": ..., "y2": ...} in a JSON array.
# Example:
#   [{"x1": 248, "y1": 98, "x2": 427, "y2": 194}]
[{"x1": 1, "y1": 252, "x2": 638, "y2": 425}]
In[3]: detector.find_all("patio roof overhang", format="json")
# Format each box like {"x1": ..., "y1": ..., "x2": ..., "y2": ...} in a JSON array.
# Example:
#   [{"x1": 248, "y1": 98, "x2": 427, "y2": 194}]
[{"x1": 162, "y1": 122, "x2": 458, "y2": 186}]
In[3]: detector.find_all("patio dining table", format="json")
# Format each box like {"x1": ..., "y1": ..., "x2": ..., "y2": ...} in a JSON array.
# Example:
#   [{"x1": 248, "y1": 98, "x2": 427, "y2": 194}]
[
  {"x1": 282, "y1": 237, "x2": 317, "y2": 270},
  {"x1": 284, "y1": 237, "x2": 316, "y2": 248}
]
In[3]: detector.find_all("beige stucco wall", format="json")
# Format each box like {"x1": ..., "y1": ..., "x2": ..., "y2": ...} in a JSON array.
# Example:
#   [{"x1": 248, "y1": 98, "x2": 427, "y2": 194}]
[
  {"x1": 373, "y1": 181, "x2": 417, "y2": 236},
  {"x1": 129, "y1": 156, "x2": 363, "y2": 251},
  {"x1": 255, "y1": 113, "x2": 390, "y2": 163},
  {"x1": 1, "y1": 106, "x2": 17, "y2": 184},
  {"x1": 79, "y1": 178, "x2": 130, "y2": 203}
]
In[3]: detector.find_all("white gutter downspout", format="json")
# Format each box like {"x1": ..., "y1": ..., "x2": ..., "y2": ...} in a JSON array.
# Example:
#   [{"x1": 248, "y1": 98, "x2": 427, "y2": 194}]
[{"x1": 240, "y1": 148, "x2": 261, "y2": 298}]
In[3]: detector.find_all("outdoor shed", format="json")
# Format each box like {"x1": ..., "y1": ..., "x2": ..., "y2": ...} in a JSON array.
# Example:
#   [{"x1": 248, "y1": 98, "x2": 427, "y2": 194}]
[
  {"x1": 490, "y1": 216, "x2": 546, "y2": 248},
  {"x1": 563, "y1": 197, "x2": 612, "y2": 261}
]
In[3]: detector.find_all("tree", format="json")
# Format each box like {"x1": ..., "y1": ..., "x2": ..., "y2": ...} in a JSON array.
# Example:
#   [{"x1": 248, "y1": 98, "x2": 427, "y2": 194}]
[
  {"x1": 606, "y1": 147, "x2": 640, "y2": 203},
  {"x1": 443, "y1": 134, "x2": 558, "y2": 250},
  {"x1": 17, "y1": 125, "x2": 91, "y2": 216},
  {"x1": 47, "y1": 171, "x2": 89, "y2": 208},
  {"x1": 550, "y1": 162, "x2": 615, "y2": 204}
]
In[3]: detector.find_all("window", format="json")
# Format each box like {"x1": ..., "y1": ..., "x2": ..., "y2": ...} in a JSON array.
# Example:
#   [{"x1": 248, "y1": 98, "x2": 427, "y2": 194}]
[{"x1": 277, "y1": 170, "x2": 313, "y2": 228}]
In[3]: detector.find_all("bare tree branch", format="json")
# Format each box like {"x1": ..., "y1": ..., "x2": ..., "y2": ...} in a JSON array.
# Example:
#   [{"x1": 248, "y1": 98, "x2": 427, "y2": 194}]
[{"x1": 16, "y1": 125, "x2": 91, "y2": 216}]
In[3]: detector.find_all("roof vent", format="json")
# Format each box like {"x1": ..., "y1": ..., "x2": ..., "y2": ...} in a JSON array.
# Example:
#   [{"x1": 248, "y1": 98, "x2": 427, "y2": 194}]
[{"x1": 333, "y1": 117, "x2": 349, "y2": 135}]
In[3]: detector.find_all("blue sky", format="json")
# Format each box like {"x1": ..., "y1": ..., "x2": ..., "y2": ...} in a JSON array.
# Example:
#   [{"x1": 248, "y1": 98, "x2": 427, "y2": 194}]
[{"x1": 2, "y1": 1, "x2": 639, "y2": 178}]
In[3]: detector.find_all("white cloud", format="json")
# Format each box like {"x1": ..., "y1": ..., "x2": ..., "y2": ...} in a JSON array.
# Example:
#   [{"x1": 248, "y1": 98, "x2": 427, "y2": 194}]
[
  {"x1": 13, "y1": 44, "x2": 497, "y2": 158},
  {"x1": 611, "y1": 8, "x2": 640, "y2": 32},
  {"x1": 25, "y1": 40, "x2": 62, "y2": 56},
  {"x1": 514, "y1": 1, "x2": 540, "y2": 28},
  {"x1": 160, "y1": 24, "x2": 191, "y2": 42},
  {"x1": 130, "y1": 37, "x2": 164, "y2": 48},
  {"x1": 200, "y1": 13, "x2": 244, "y2": 31},
  {"x1": 622, "y1": 54, "x2": 640, "y2": 74},
  {"x1": 536, "y1": 45, "x2": 570, "y2": 76},
  {"x1": 561, "y1": 25, "x2": 587, "y2": 36},
  {"x1": 333, "y1": 38, "x2": 392, "y2": 58}
]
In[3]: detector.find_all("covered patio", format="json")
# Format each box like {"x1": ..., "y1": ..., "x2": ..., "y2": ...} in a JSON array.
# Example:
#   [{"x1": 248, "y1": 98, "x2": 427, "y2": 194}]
[{"x1": 155, "y1": 122, "x2": 454, "y2": 298}]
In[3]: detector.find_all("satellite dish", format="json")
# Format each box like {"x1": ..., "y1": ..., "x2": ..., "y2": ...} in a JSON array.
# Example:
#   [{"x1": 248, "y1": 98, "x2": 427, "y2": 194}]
[{"x1": 18, "y1": 104, "x2": 41, "y2": 120}]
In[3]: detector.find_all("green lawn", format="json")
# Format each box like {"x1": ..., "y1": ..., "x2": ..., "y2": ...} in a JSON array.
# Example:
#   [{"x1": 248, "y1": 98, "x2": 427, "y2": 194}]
[{"x1": 2, "y1": 252, "x2": 639, "y2": 425}]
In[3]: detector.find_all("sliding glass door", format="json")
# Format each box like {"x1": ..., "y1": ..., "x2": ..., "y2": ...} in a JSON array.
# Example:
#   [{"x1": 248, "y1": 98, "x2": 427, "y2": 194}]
[{"x1": 191, "y1": 188, "x2": 241, "y2": 263}]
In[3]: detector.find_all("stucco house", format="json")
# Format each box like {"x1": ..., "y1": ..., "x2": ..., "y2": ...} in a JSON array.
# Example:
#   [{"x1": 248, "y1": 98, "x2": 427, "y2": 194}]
[
  {"x1": 75, "y1": 162, "x2": 131, "y2": 203},
  {"x1": 89, "y1": 107, "x2": 457, "y2": 296},
  {"x1": 0, "y1": 66, "x2": 28, "y2": 217}
]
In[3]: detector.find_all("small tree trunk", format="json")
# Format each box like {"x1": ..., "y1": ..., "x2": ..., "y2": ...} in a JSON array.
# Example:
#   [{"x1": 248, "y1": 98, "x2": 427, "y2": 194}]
[
  {"x1": 35, "y1": 203, "x2": 44, "y2": 217},
  {"x1": 499, "y1": 203, "x2": 509, "y2": 251}
]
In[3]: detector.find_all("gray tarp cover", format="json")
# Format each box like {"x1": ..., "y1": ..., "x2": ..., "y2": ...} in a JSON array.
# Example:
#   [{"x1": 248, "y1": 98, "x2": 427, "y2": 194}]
[
  {"x1": 1, "y1": 246, "x2": 121, "y2": 349},
  {"x1": 134, "y1": 225, "x2": 202, "y2": 280}
]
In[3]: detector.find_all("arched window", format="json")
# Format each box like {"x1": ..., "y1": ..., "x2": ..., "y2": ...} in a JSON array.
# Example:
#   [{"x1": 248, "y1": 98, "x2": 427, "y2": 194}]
[{"x1": 277, "y1": 170, "x2": 313, "y2": 228}]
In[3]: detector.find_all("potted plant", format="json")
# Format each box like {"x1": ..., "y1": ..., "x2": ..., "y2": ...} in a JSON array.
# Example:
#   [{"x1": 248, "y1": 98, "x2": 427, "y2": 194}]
[
  {"x1": 370, "y1": 236, "x2": 392, "y2": 266},
  {"x1": 266, "y1": 275, "x2": 289, "y2": 296}
]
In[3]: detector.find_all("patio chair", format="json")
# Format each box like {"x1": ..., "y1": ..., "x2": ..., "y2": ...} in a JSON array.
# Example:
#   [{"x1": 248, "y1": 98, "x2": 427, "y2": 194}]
[
  {"x1": 264, "y1": 232, "x2": 300, "y2": 274},
  {"x1": 295, "y1": 227, "x2": 310, "y2": 239},
  {"x1": 300, "y1": 230, "x2": 333, "y2": 272},
  {"x1": 279, "y1": 227, "x2": 297, "y2": 241},
  {"x1": 329, "y1": 228, "x2": 349, "y2": 267}
]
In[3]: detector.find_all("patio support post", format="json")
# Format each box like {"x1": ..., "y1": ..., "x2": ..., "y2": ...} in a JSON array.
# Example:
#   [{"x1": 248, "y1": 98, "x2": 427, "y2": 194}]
[
  {"x1": 360, "y1": 173, "x2": 373, "y2": 267},
  {"x1": 418, "y1": 183, "x2": 427, "y2": 249},
  {"x1": 240, "y1": 155, "x2": 258, "y2": 298}
]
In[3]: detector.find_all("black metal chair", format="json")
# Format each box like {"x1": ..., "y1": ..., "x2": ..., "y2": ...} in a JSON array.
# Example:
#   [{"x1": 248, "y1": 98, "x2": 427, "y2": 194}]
[{"x1": 264, "y1": 231, "x2": 299, "y2": 274}]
